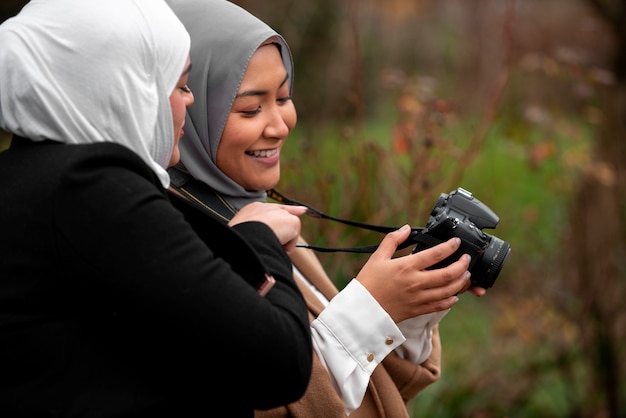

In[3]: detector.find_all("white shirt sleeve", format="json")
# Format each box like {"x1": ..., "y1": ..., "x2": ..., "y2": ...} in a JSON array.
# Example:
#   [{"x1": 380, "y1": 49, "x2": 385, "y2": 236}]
[
  {"x1": 394, "y1": 309, "x2": 449, "y2": 364},
  {"x1": 310, "y1": 279, "x2": 402, "y2": 415},
  {"x1": 307, "y1": 277, "x2": 447, "y2": 415}
]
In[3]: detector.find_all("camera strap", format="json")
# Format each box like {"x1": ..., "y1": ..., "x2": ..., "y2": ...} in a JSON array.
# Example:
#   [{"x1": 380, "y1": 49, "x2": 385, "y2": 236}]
[{"x1": 267, "y1": 189, "x2": 441, "y2": 254}]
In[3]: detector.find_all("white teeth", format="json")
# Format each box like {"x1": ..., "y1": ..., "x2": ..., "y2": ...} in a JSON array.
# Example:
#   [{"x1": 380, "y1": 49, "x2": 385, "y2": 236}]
[{"x1": 248, "y1": 149, "x2": 277, "y2": 158}]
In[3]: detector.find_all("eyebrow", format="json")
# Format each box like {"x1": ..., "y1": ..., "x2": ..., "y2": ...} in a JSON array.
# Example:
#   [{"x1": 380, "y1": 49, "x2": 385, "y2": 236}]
[{"x1": 236, "y1": 73, "x2": 289, "y2": 98}]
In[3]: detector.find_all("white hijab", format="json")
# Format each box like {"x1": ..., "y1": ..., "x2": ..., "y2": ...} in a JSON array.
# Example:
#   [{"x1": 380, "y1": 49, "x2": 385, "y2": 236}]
[
  {"x1": 166, "y1": 0, "x2": 294, "y2": 209},
  {"x1": 0, "y1": 0, "x2": 190, "y2": 188}
]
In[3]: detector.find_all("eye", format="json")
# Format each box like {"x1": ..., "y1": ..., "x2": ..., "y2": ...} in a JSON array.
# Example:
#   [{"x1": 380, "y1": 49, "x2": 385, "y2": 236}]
[
  {"x1": 241, "y1": 106, "x2": 262, "y2": 117},
  {"x1": 277, "y1": 96, "x2": 292, "y2": 104},
  {"x1": 180, "y1": 85, "x2": 192, "y2": 93}
]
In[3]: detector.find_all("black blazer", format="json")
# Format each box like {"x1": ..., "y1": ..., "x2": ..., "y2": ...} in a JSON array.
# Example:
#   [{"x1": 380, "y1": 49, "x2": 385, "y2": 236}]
[{"x1": 0, "y1": 137, "x2": 312, "y2": 417}]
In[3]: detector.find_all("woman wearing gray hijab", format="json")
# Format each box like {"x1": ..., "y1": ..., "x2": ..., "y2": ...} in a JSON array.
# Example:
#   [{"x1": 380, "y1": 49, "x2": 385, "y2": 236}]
[
  {"x1": 167, "y1": 0, "x2": 487, "y2": 416},
  {"x1": 0, "y1": 0, "x2": 313, "y2": 416}
]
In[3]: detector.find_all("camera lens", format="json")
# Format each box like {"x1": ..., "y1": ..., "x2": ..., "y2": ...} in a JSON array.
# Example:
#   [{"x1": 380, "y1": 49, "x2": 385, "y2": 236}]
[{"x1": 473, "y1": 235, "x2": 511, "y2": 288}]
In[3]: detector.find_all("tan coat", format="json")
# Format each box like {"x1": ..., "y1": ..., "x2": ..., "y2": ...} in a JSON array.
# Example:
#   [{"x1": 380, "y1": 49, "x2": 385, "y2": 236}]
[{"x1": 255, "y1": 237, "x2": 442, "y2": 418}]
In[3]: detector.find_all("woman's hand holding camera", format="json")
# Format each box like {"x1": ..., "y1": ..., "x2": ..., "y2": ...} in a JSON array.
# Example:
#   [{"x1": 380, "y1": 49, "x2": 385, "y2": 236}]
[{"x1": 356, "y1": 224, "x2": 484, "y2": 323}]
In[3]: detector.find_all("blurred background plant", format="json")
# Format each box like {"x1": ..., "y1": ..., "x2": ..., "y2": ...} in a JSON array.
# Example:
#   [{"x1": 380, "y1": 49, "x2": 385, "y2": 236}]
[{"x1": 2, "y1": 0, "x2": 624, "y2": 416}]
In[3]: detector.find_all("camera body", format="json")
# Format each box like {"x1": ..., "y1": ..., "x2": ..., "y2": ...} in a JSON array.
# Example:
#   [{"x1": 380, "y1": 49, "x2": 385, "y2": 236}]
[{"x1": 412, "y1": 187, "x2": 510, "y2": 288}]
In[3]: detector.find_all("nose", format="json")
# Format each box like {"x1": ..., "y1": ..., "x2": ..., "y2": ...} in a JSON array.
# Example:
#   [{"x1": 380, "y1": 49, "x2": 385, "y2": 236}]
[
  {"x1": 263, "y1": 107, "x2": 290, "y2": 140},
  {"x1": 185, "y1": 90, "x2": 195, "y2": 107}
]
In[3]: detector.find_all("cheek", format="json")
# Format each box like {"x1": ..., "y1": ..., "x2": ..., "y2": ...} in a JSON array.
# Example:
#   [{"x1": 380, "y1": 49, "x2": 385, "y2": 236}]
[
  {"x1": 169, "y1": 95, "x2": 185, "y2": 126},
  {"x1": 216, "y1": 124, "x2": 248, "y2": 173},
  {"x1": 169, "y1": 94, "x2": 176, "y2": 113},
  {"x1": 220, "y1": 116, "x2": 260, "y2": 155},
  {"x1": 284, "y1": 103, "x2": 297, "y2": 131}
]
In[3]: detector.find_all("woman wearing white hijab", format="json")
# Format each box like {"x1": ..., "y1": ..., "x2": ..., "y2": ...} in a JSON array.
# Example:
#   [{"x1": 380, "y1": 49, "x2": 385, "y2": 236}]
[
  {"x1": 167, "y1": 0, "x2": 485, "y2": 416},
  {"x1": 0, "y1": 0, "x2": 312, "y2": 416}
]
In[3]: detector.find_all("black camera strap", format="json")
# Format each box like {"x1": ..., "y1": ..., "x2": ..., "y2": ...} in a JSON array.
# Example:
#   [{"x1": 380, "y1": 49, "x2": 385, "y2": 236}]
[{"x1": 267, "y1": 189, "x2": 441, "y2": 254}]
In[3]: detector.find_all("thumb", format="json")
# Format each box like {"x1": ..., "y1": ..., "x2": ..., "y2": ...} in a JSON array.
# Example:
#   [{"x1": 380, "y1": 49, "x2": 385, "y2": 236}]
[
  {"x1": 282, "y1": 236, "x2": 299, "y2": 254},
  {"x1": 372, "y1": 224, "x2": 412, "y2": 260}
]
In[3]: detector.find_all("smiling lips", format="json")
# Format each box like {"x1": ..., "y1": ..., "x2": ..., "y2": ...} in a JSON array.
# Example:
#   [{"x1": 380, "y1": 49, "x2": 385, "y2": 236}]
[
  {"x1": 246, "y1": 148, "x2": 280, "y2": 165},
  {"x1": 247, "y1": 148, "x2": 278, "y2": 158}
]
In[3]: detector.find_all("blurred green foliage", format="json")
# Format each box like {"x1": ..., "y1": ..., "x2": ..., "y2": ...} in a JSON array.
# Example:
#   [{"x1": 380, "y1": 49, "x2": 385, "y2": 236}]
[
  {"x1": 276, "y1": 94, "x2": 609, "y2": 417},
  {"x1": 264, "y1": 0, "x2": 624, "y2": 414}
]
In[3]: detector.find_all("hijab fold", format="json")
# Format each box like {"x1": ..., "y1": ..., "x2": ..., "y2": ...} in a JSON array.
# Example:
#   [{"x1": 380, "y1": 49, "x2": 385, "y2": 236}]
[
  {"x1": 167, "y1": 0, "x2": 294, "y2": 209},
  {"x1": 0, "y1": 0, "x2": 190, "y2": 188}
]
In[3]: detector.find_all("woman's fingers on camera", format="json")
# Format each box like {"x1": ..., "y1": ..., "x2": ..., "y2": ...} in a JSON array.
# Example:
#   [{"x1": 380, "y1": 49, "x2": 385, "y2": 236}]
[
  {"x1": 419, "y1": 253, "x2": 471, "y2": 296},
  {"x1": 420, "y1": 295, "x2": 460, "y2": 313},
  {"x1": 411, "y1": 237, "x2": 463, "y2": 269},
  {"x1": 442, "y1": 259, "x2": 471, "y2": 291}
]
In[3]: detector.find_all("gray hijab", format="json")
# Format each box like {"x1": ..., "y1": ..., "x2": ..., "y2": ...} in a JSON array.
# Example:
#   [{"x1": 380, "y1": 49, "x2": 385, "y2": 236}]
[{"x1": 166, "y1": 0, "x2": 294, "y2": 210}]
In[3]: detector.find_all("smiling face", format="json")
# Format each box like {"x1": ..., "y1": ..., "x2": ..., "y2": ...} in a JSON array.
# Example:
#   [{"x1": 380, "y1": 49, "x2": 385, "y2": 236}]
[{"x1": 216, "y1": 44, "x2": 297, "y2": 191}]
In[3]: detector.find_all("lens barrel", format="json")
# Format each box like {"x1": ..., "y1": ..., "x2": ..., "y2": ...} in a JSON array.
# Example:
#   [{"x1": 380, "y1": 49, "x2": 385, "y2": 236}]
[{"x1": 472, "y1": 236, "x2": 511, "y2": 288}]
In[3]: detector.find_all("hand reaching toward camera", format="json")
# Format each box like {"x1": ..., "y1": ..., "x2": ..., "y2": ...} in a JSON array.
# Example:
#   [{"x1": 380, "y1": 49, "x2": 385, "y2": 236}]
[
  {"x1": 229, "y1": 202, "x2": 307, "y2": 253},
  {"x1": 356, "y1": 224, "x2": 475, "y2": 323}
]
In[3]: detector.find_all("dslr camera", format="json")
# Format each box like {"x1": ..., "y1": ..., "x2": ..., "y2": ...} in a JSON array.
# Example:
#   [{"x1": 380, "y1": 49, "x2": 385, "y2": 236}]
[{"x1": 411, "y1": 187, "x2": 510, "y2": 288}]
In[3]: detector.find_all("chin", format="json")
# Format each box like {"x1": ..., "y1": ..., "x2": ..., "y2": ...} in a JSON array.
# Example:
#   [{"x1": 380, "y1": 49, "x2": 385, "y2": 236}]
[
  {"x1": 249, "y1": 180, "x2": 278, "y2": 192},
  {"x1": 168, "y1": 151, "x2": 180, "y2": 168}
]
